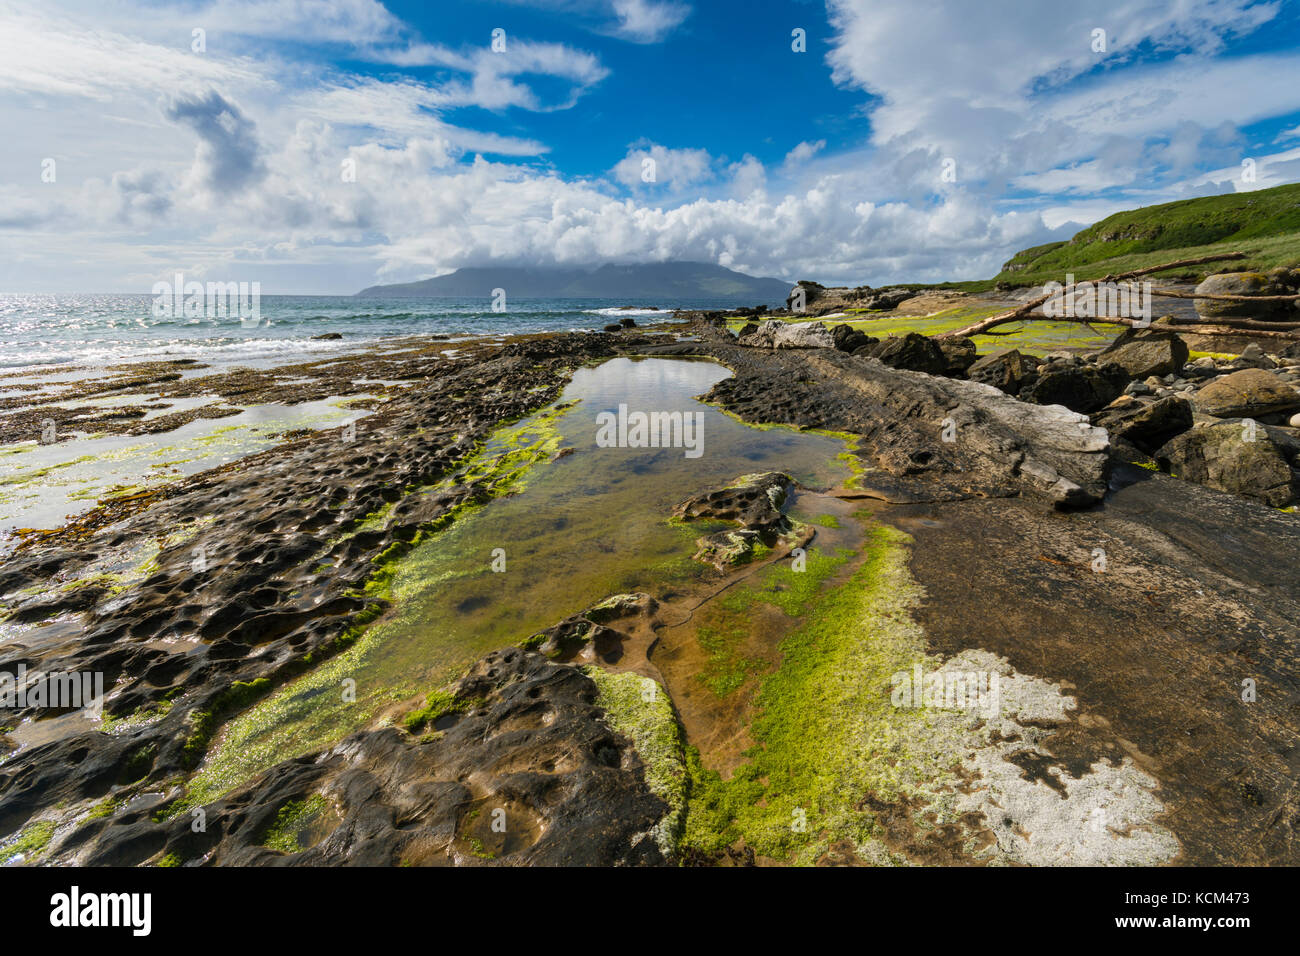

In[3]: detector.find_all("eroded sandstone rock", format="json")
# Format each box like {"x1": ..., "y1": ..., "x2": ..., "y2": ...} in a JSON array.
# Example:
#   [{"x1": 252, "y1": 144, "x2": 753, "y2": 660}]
[
  {"x1": 1098, "y1": 328, "x2": 1190, "y2": 379},
  {"x1": 1157, "y1": 421, "x2": 1299, "y2": 507},
  {"x1": 1193, "y1": 368, "x2": 1300, "y2": 421}
]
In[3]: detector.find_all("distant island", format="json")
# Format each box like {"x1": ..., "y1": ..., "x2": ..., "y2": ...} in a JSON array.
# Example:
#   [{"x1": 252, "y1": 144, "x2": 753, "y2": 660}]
[{"x1": 355, "y1": 261, "x2": 792, "y2": 301}]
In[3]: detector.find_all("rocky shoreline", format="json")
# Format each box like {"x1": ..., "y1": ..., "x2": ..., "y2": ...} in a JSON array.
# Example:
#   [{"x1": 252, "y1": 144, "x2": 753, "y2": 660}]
[{"x1": 1, "y1": 312, "x2": 1298, "y2": 866}]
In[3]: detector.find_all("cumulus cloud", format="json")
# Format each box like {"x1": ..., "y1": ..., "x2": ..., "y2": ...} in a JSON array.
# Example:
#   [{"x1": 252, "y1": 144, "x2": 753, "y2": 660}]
[
  {"x1": 611, "y1": 143, "x2": 716, "y2": 189},
  {"x1": 164, "y1": 90, "x2": 266, "y2": 195}
]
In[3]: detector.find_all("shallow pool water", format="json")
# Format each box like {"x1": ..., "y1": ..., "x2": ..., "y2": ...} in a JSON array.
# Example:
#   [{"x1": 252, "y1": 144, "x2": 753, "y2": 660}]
[
  {"x1": 191, "y1": 357, "x2": 854, "y2": 799},
  {"x1": 0, "y1": 397, "x2": 374, "y2": 546}
]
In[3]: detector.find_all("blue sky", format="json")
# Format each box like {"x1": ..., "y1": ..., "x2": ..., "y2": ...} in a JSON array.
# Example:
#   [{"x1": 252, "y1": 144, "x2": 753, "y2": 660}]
[{"x1": 2, "y1": 0, "x2": 1300, "y2": 293}]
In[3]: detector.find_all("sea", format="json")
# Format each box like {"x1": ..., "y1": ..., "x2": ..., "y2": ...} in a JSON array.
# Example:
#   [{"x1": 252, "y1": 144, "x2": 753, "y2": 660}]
[{"x1": 0, "y1": 293, "x2": 760, "y2": 372}]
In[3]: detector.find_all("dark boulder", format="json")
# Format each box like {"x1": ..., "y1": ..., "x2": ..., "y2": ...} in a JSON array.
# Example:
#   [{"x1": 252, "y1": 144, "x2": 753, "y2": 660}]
[
  {"x1": 861, "y1": 288, "x2": 917, "y2": 310},
  {"x1": 1091, "y1": 396, "x2": 1194, "y2": 453},
  {"x1": 1193, "y1": 271, "x2": 1297, "y2": 321},
  {"x1": 831, "y1": 323, "x2": 877, "y2": 353},
  {"x1": 1022, "y1": 361, "x2": 1130, "y2": 414},
  {"x1": 868, "y1": 333, "x2": 948, "y2": 376},
  {"x1": 967, "y1": 349, "x2": 1040, "y2": 395},
  {"x1": 1098, "y1": 328, "x2": 1189, "y2": 379},
  {"x1": 937, "y1": 336, "x2": 977, "y2": 376}
]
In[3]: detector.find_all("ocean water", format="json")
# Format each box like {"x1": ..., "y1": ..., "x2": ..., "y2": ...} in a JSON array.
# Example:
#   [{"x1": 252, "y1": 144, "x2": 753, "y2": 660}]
[{"x1": 0, "y1": 293, "x2": 743, "y2": 371}]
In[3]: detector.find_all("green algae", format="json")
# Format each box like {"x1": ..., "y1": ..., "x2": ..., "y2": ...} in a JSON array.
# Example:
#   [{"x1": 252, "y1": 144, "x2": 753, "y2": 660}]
[
  {"x1": 692, "y1": 545, "x2": 851, "y2": 699},
  {"x1": 181, "y1": 678, "x2": 273, "y2": 770},
  {"x1": 725, "y1": 308, "x2": 1114, "y2": 356},
  {"x1": 680, "y1": 523, "x2": 946, "y2": 864},
  {"x1": 584, "y1": 668, "x2": 687, "y2": 856},
  {"x1": 694, "y1": 616, "x2": 766, "y2": 698},
  {"x1": 404, "y1": 689, "x2": 483, "y2": 732},
  {"x1": 0, "y1": 400, "x2": 369, "y2": 536},
  {"x1": 260, "y1": 794, "x2": 330, "y2": 854},
  {"x1": 0, "y1": 454, "x2": 98, "y2": 486},
  {"x1": 85, "y1": 796, "x2": 120, "y2": 820},
  {"x1": 2, "y1": 819, "x2": 57, "y2": 864}
]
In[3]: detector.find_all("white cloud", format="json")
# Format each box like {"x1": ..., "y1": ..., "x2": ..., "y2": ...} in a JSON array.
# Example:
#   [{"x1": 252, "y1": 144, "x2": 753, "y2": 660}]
[
  {"x1": 609, "y1": 0, "x2": 691, "y2": 42},
  {"x1": 0, "y1": 5, "x2": 264, "y2": 99},
  {"x1": 824, "y1": 0, "x2": 1287, "y2": 186},
  {"x1": 292, "y1": 78, "x2": 549, "y2": 154},
  {"x1": 496, "y1": 1, "x2": 691, "y2": 43},
  {"x1": 784, "y1": 140, "x2": 826, "y2": 167},
  {"x1": 611, "y1": 144, "x2": 716, "y2": 189},
  {"x1": 376, "y1": 39, "x2": 609, "y2": 111},
  {"x1": 3, "y1": 0, "x2": 1298, "y2": 296}
]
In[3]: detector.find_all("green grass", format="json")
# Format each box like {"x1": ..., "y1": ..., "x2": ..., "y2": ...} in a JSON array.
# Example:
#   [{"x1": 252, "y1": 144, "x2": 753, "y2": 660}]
[{"x1": 989, "y1": 182, "x2": 1300, "y2": 289}]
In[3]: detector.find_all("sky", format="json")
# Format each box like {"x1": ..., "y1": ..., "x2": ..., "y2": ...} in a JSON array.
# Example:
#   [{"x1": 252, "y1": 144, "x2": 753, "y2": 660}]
[{"x1": 2, "y1": 0, "x2": 1300, "y2": 293}]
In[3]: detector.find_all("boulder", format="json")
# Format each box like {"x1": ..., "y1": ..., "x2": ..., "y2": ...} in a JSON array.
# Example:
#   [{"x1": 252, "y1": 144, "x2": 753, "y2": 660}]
[
  {"x1": 1098, "y1": 328, "x2": 1189, "y2": 379},
  {"x1": 1227, "y1": 343, "x2": 1276, "y2": 370},
  {"x1": 674, "y1": 472, "x2": 809, "y2": 570},
  {"x1": 774, "y1": 321, "x2": 835, "y2": 349},
  {"x1": 603, "y1": 323, "x2": 622, "y2": 332},
  {"x1": 1022, "y1": 362, "x2": 1130, "y2": 414},
  {"x1": 868, "y1": 333, "x2": 948, "y2": 375},
  {"x1": 1193, "y1": 272, "x2": 1293, "y2": 321},
  {"x1": 967, "y1": 349, "x2": 1039, "y2": 395},
  {"x1": 787, "y1": 281, "x2": 825, "y2": 311},
  {"x1": 1157, "y1": 422, "x2": 1299, "y2": 508},
  {"x1": 1192, "y1": 368, "x2": 1300, "y2": 420},
  {"x1": 738, "y1": 319, "x2": 834, "y2": 349},
  {"x1": 674, "y1": 471, "x2": 792, "y2": 532},
  {"x1": 831, "y1": 323, "x2": 876, "y2": 353},
  {"x1": 1091, "y1": 396, "x2": 1193, "y2": 453},
  {"x1": 619, "y1": 317, "x2": 637, "y2": 329},
  {"x1": 937, "y1": 336, "x2": 978, "y2": 376}
]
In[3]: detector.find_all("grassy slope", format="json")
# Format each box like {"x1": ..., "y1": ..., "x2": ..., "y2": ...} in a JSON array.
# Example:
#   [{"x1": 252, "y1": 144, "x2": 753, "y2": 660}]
[{"x1": 924, "y1": 182, "x2": 1300, "y2": 292}]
